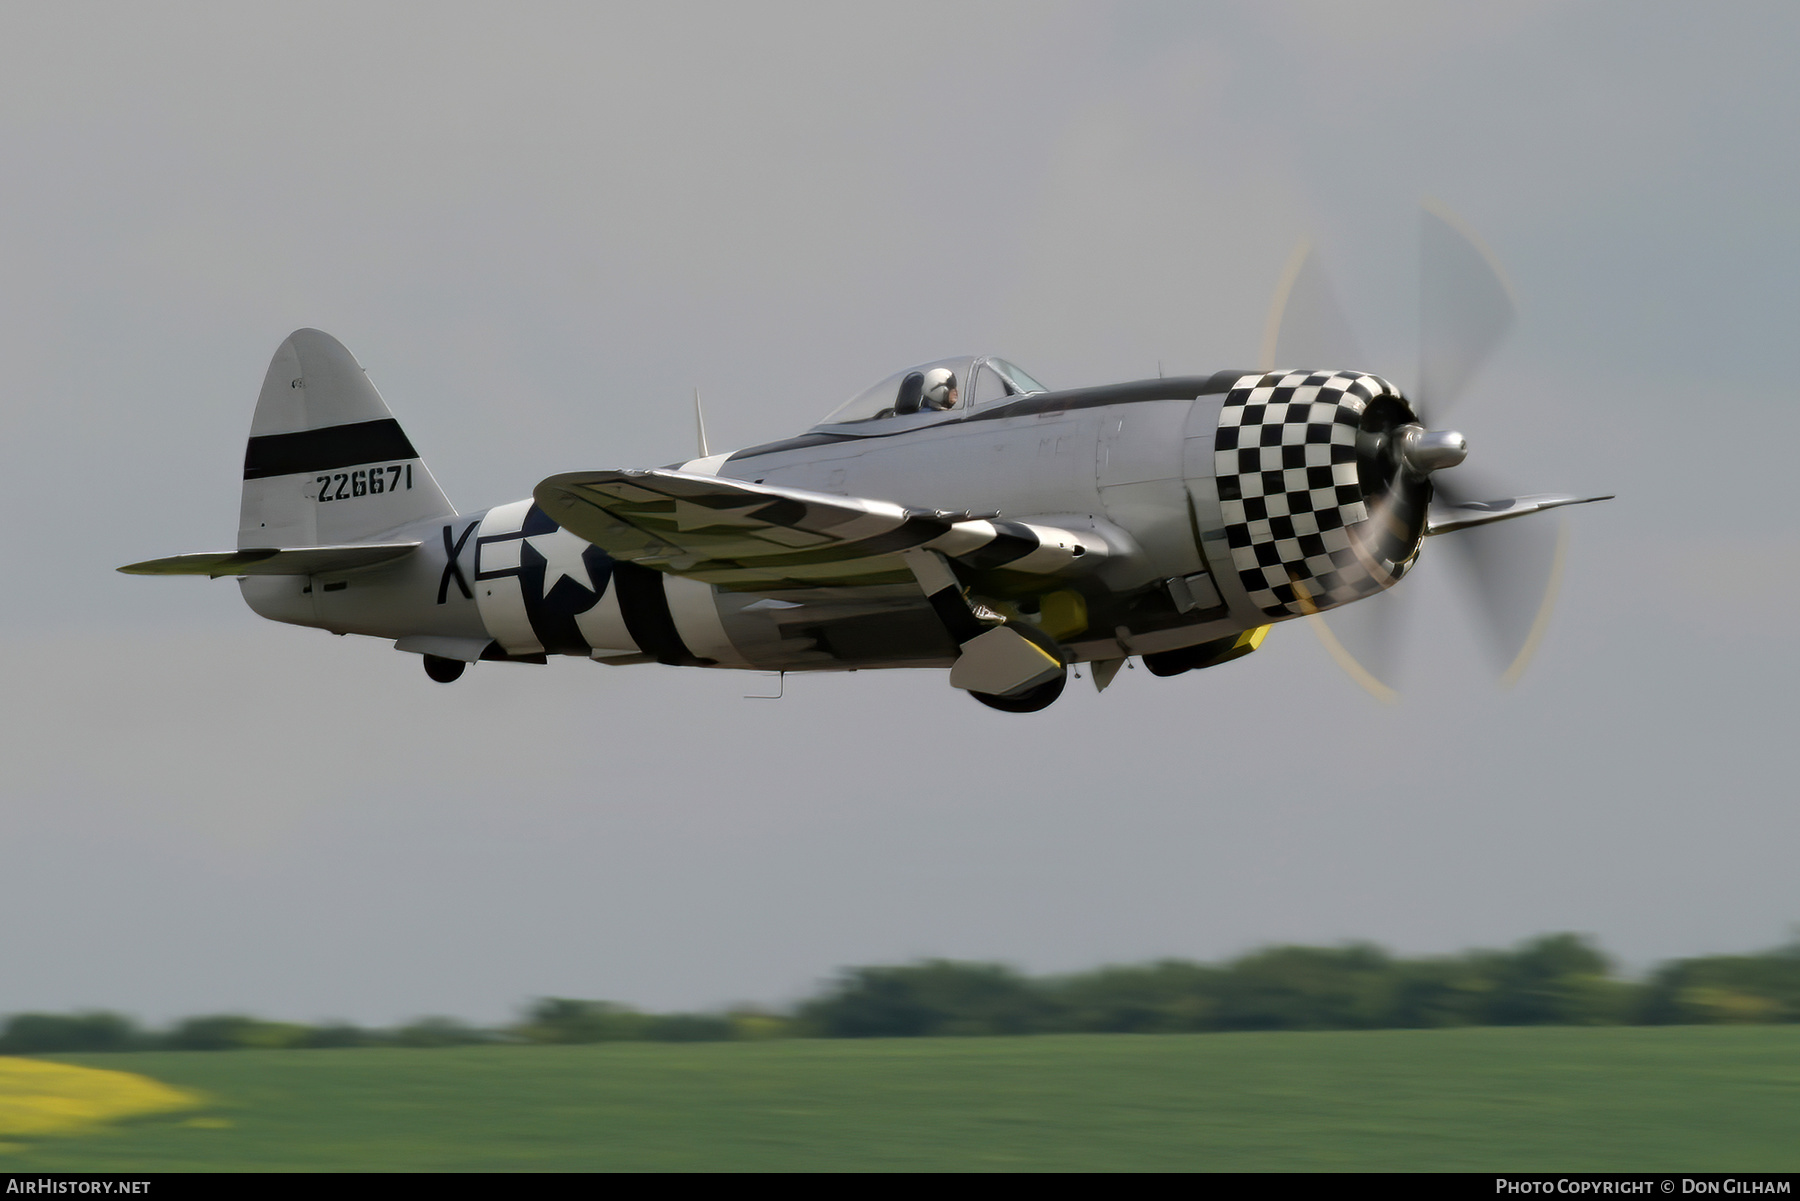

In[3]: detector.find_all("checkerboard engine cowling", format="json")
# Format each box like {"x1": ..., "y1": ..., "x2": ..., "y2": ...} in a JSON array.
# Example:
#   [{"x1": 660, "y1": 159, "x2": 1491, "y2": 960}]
[{"x1": 1213, "y1": 370, "x2": 1418, "y2": 618}]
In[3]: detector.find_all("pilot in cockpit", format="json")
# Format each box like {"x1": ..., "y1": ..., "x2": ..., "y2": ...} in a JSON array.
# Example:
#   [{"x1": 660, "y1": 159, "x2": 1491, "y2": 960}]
[{"x1": 921, "y1": 367, "x2": 959, "y2": 411}]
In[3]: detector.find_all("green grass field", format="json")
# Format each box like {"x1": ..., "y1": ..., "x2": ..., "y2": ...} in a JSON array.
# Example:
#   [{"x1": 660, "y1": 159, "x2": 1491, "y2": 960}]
[{"x1": 4, "y1": 1027, "x2": 1797, "y2": 1171}]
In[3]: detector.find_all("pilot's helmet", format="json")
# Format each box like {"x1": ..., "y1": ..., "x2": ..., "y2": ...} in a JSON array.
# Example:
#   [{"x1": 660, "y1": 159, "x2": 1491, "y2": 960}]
[{"x1": 922, "y1": 368, "x2": 958, "y2": 410}]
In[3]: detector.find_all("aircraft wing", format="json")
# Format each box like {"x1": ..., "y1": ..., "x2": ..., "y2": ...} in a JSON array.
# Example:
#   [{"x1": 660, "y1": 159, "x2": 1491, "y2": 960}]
[
  {"x1": 117, "y1": 542, "x2": 421, "y2": 578},
  {"x1": 534, "y1": 469, "x2": 1099, "y2": 589}
]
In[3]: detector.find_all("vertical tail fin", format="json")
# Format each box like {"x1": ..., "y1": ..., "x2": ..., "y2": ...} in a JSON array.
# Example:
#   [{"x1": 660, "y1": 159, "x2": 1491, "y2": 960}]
[{"x1": 239, "y1": 329, "x2": 455, "y2": 548}]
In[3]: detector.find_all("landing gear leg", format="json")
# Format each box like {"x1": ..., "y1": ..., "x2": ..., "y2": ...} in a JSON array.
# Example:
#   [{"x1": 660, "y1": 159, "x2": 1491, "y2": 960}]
[
  {"x1": 423, "y1": 654, "x2": 466, "y2": 683},
  {"x1": 900, "y1": 548, "x2": 1070, "y2": 714}
]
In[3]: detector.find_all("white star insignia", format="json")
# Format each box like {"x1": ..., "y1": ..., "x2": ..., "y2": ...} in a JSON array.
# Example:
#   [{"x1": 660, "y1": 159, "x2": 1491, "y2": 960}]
[
  {"x1": 525, "y1": 527, "x2": 597, "y2": 599},
  {"x1": 671, "y1": 498, "x2": 770, "y2": 532}
]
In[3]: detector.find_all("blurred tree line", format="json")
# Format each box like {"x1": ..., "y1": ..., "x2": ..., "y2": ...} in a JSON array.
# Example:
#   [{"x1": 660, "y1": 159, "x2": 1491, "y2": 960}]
[{"x1": 6, "y1": 933, "x2": 1799, "y2": 1053}]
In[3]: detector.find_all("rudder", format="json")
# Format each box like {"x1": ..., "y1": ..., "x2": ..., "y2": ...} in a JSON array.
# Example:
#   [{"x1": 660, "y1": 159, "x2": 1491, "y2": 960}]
[{"x1": 239, "y1": 329, "x2": 456, "y2": 548}]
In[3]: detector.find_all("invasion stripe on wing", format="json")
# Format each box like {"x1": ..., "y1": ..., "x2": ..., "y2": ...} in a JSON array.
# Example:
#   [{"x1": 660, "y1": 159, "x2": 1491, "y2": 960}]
[
  {"x1": 951, "y1": 522, "x2": 1040, "y2": 570},
  {"x1": 244, "y1": 418, "x2": 419, "y2": 480},
  {"x1": 622, "y1": 522, "x2": 1085, "y2": 590}
]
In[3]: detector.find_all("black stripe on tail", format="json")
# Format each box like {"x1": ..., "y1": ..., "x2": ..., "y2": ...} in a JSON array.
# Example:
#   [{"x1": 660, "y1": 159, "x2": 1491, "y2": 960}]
[{"x1": 244, "y1": 419, "x2": 418, "y2": 479}]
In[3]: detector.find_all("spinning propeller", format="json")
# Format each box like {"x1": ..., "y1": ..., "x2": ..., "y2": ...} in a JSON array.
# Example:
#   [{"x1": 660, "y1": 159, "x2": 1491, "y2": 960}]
[{"x1": 1262, "y1": 201, "x2": 1598, "y2": 699}]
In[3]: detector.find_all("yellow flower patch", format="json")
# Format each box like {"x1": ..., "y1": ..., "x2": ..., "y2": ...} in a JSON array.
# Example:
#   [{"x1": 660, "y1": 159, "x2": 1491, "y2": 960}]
[{"x1": 0, "y1": 1057, "x2": 203, "y2": 1137}]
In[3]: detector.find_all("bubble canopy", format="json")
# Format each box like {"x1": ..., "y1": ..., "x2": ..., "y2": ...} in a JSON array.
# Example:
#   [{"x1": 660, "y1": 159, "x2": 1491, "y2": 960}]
[{"x1": 817, "y1": 356, "x2": 1048, "y2": 427}]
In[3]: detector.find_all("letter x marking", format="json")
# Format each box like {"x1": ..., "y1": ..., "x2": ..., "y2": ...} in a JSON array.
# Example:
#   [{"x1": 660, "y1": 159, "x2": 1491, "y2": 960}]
[{"x1": 438, "y1": 521, "x2": 478, "y2": 604}]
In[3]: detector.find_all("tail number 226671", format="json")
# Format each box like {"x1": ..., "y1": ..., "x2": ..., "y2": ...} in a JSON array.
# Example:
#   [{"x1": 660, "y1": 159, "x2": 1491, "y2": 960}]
[{"x1": 315, "y1": 464, "x2": 413, "y2": 503}]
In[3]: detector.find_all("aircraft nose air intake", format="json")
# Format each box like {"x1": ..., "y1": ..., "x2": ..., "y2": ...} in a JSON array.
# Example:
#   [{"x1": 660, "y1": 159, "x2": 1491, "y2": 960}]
[
  {"x1": 1398, "y1": 425, "x2": 1467, "y2": 476},
  {"x1": 1212, "y1": 370, "x2": 1431, "y2": 619}
]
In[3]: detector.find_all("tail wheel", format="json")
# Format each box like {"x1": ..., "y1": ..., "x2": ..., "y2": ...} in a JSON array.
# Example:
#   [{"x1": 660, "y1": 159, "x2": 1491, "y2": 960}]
[{"x1": 422, "y1": 655, "x2": 466, "y2": 684}]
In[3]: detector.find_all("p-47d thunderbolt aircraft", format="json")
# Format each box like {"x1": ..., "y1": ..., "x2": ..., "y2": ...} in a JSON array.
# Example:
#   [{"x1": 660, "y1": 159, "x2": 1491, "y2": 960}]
[{"x1": 123, "y1": 210, "x2": 1609, "y2": 711}]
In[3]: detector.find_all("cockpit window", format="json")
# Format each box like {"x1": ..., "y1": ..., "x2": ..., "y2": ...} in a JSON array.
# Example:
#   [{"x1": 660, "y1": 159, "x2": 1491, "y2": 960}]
[
  {"x1": 818, "y1": 356, "x2": 976, "y2": 424},
  {"x1": 817, "y1": 356, "x2": 1046, "y2": 426},
  {"x1": 988, "y1": 358, "x2": 1047, "y2": 396},
  {"x1": 970, "y1": 362, "x2": 1011, "y2": 406}
]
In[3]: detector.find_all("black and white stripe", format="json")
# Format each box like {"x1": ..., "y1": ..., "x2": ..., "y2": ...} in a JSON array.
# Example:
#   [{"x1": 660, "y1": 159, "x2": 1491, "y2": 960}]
[{"x1": 534, "y1": 469, "x2": 1099, "y2": 592}]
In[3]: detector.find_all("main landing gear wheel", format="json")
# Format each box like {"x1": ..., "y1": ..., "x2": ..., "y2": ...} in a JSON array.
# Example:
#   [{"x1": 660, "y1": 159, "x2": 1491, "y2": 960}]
[
  {"x1": 970, "y1": 670, "x2": 1066, "y2": 713},
  {"x1": 422, "y1": 654, "x2": 466, "y2": 683},
  {"x1": 967, "y1": 621, "x2": 1069, "y2": 712}
]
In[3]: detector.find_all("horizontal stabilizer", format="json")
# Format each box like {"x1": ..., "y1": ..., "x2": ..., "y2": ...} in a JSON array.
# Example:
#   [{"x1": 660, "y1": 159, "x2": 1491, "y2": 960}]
[
  {"x1": 118, "y1": 542, "x2": 420, "y2": 579},
  {"x1": 1426, "y1": 493, "x2": 1612, "y2": 536},
  {"x1": 535, "y1": 469, "x2": 1100, "y2": 590}
]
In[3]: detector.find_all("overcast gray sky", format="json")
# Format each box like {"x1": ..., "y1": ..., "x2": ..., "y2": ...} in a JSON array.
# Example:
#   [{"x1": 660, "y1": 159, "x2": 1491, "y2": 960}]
[{"x1": 2, "y1": 1, "x2": 1796, "y2": 1025}]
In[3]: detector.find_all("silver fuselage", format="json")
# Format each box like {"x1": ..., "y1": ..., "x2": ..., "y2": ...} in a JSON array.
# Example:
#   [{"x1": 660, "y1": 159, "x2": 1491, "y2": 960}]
[{"x1": 242, "y1": 371, "x2": 1424, "y2": 671}]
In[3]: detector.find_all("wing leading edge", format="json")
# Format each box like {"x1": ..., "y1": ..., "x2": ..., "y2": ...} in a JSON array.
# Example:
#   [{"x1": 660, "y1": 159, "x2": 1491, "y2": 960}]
[{"x1": 534, "y1": 469, "x2": 1101, "y2": 590}]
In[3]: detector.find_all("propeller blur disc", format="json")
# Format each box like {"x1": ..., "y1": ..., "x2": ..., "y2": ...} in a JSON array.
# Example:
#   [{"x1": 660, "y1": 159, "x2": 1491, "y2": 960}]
[
  {"x1": 1434, "y1": 471, "x2": 1571, "y2": 684},
  {"x1": 1307, "y1": 591, "x2": 1404, "y2": 704},
  {"x1": 1417, "y1": 197, "x2": 1516, "y2": 418},
  {"x1": 1261, "y1": 240, "x2": 1367, "y2": 373},
  {"x1": 1264, "y1": 202, "x2": 1577, "y2": 698}
]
